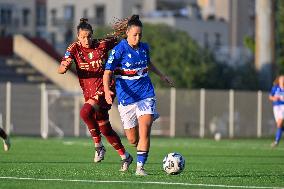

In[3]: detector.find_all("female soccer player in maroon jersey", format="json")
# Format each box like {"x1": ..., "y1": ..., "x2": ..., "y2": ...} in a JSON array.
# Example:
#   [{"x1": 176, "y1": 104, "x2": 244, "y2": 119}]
[
  {"x1": 58, "y1": 18, "x2": 132, "y2": 171},
  {"x1": 0, "y1": 128, "x2": 10, "y2": 151}
]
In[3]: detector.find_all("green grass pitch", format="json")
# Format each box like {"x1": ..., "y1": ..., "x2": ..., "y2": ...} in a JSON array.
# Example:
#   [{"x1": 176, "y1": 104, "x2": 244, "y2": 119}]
[{"x1": 0, "y1": 137, "x2": 283, "y2": 189}]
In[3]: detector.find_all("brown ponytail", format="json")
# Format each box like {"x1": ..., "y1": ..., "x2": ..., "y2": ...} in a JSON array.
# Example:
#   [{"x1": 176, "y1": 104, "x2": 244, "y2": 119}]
[{"x1": 273, "y1": 76, "x2": 280, "y2": 86}]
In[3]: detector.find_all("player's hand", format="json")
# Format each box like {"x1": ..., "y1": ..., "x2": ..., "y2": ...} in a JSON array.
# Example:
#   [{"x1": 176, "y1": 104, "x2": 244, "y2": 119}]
[
  {"x1": 60, "y1": 61, "x2": 71, "y2": 72},
  {"x1": 161, "y1": 75, "x2": 174, "y2": 87},
  {"x1": 62, "y1": 59, "x2": 72, "y2": 68},
  {"x1": 105, "y1": 90, "x2": 114, "y2": 104}
]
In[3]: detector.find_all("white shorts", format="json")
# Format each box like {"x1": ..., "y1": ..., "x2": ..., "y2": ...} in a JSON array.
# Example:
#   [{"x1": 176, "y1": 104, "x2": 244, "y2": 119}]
[
  {"x1": 118, "y1": 97, "x2": 160, "y2": 129},
  {"x1": 273, "y1": 105, "x2": 284, "y2": 120}
]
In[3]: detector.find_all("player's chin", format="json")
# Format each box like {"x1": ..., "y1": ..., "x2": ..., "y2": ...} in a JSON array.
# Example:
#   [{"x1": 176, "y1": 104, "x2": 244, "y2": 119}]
[{"x1": 83, "y1": 44, "x2": 90, "y2": 48}]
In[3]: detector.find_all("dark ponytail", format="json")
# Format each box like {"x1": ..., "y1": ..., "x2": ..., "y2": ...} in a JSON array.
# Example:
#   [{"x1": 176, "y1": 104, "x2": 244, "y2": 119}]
[
  {"x1": 77, "y1": 18, "x2": 93, "y2": 34},
  {"x1": 127, "y1": 14, "x2": 142, "y2": 28}
]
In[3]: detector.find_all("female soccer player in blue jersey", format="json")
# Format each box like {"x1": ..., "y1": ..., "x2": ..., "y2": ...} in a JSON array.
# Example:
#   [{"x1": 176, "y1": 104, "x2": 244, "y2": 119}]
[
  {"x1": 269, "y1": 75, "x2": 284, "y2": 147},
  {"x1": 103, "y1": 15, "x2": 173, "y2": 175}
]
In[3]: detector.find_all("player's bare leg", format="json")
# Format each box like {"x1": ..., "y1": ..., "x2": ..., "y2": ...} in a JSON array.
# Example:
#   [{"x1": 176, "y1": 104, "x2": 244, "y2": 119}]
[
  {"x1": 135, "y1": 114, "x2": 153, "y2": 176},
  {"x1": 124, "y1": 126, "x2": 139, "y2": 147},
  {"x1": 0, "y1": 128, "x2": 10, "y2": 151},
  {"x1": 271, "y1": 118, "x2": 283, "y2": 148}
]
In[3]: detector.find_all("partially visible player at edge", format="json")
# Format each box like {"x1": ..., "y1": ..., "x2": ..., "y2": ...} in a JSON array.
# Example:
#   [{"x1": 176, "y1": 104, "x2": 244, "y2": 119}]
[
  {"x1": 103, "y1": 15, "x2": 173, "y2": 175},
  {"x1": 0, "y1": 128, "x2": 10, "y2": 151},
  {"x1": 57, "y1": 18, "x2": 133, "y2": 171},
  {"x1": 269, "y1": 75, "x2": 284, "y2": 148}
]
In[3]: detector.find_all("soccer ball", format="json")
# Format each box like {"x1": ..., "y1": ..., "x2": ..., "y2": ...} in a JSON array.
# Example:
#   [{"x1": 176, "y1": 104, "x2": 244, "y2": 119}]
[
  {"x1": 163, "y1": 152, "x2": 185, "y2": 175},
  {"x1": 214, "y1": 132, "x2": 221, "y2": 141}
]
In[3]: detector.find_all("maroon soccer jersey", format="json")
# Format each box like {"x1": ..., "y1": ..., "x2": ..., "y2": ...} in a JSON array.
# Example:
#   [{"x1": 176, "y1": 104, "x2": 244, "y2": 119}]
[{"x1": 62, "y1": 38, "x2": 117, "y2": 109}]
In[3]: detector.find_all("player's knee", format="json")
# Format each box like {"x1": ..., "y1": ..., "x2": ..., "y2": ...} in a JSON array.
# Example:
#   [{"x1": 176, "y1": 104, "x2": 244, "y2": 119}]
[
  {"x1": 94, "y1": 110, "x2": 109, "y2": 122},
  {"x1": 80, "y1": 108, "x2": 91, "y2": 121},
  {"x1": 128, "y1": 137, "x2": 138, "y2": 146}
]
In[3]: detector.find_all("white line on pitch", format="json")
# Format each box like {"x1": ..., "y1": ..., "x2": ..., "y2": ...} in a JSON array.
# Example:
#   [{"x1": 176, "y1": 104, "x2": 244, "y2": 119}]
[{"x1": 0, "y1": 176, "x2": 283, "y2": 189}]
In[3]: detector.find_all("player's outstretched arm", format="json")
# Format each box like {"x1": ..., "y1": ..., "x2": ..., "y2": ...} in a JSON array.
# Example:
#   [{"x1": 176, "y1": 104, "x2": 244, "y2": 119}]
[
  {"x1": 149, "y1": 61, "x2": 174, "y2": 87},
  {"x1": 103, "y1": 70, "x2": 115, "y2": 104}
]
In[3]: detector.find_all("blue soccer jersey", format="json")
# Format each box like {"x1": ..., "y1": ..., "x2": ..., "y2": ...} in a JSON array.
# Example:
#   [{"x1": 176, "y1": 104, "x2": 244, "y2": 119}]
[
  {"x1": 105, "y1": 39, "x2": 155, "y2": 105},
  {"x1": 270, "y1": 85, "x2": 284, "y2": 106}
]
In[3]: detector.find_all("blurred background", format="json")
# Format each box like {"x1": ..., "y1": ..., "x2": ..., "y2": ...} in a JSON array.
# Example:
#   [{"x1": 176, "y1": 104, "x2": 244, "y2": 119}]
[{"x1": 0, "y1": 0, "x2": 282, "y2": 139}]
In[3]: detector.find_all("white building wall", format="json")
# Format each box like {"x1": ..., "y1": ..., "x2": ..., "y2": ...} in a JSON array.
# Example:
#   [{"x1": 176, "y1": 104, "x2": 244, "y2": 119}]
[
  {"x1": 0, "y1": 0, "x2": 36, "y2": 36},
  {"x1": 143, "y1": 17, "x2": 228, "y2": 49}
]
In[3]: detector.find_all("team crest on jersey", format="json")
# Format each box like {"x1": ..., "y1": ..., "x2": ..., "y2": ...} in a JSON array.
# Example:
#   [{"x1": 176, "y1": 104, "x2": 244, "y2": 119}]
[
  {"x1": 88, "y1": 52, "x2": 94, "y2": 59},
  {"x1": 128, "y1": 54, "x2": 132, "y2": 58}
]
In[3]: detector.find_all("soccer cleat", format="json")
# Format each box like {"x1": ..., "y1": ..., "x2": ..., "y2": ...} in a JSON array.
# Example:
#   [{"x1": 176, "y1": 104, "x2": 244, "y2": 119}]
[
  {"x1": 271, "y1": 141, "x2": 278, "y2": 148},
  {"x1": 135, "y1": 166, "x2": 147, "y2": 176},
  {"x1": 94, "y1": 146, "x2": 106, "y2": 163},
  {"x1": 120, "y1": 154, "x2": 133, "y2": 172},
  {"x1": 3, "y1": 137, "x2": 10, "y2": 151}
]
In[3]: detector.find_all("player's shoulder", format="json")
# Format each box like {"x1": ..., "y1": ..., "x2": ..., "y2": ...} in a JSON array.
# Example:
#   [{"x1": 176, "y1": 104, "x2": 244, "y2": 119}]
[
  {"x1": 271, "y1": 84, "x2": 280, "y2": 92},
  {"x1": 273, "y1": 84, "x2": 279, "y2": 89},
  {"x1": 140, "y1": 42, "x2": 150, "y2": 50},
  {"x1": 67, "y1": 41, "x2": 80, "y2": 51}
]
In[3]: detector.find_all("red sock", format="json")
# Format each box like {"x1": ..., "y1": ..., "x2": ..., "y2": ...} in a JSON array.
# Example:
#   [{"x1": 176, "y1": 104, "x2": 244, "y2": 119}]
[
  {"x1": 80, "y1": 103, "x2": 102, "y2": 146},
  {"x1": 117, "y1": 148, "x2": 126, "y2": 156}
]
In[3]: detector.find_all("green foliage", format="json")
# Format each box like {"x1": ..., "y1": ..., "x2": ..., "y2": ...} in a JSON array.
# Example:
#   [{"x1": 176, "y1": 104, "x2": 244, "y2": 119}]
[
  {"x1": 142, "y1": 23, "x2": 230, "y2": 89},
  {"x1": 243, "y1": 36, "x2": 255, "y2": 53},
  {"x1": 230, "y1": 62, "x2": 259, "y2": 90},
  {"x1": 94, "y1": 24, "x2": 259, "y2": 90},
  {"x1": 93, "y1": 26, "x2": 113, "y2": 39}
]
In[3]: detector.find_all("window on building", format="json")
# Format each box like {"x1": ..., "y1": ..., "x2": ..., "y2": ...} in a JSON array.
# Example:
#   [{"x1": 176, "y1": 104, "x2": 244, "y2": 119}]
[
  {"x1": 23, "y1": 8, "x2": 30, "y2": 27},
  {"x1": 204, "y1": 32, "x2": 209, "y2": 49},
  {"x1": 36, "y1": 2, "x2": 46, "y2": 26},
  {"x1": 64, "y1": 5, "x2": 74, "y2": 21},
  {"x1": 50, "y1": 32, "x2": 56, "y2": 45},
  {"x1": 214, "y1": 32, "x2": 221, "y2": 48},
  {"x1": 65, "y1": 29, "x2": 73, "y2": 44},
  {"x1": 51, "y1": 9, "x2": 57, "y2": 25},
  {"x1": 95, "y1": 5, "x2": 105, "y2": 25},
  {"x1": 0, "y1": 8, "x2": 12, "y2": 25}
]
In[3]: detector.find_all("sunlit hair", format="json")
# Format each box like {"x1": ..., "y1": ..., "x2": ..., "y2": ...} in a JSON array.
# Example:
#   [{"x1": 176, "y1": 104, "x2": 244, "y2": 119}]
[
  {"x1": 273, "y1": 75, "x2": 284, "y2": 86},
  {"x1": 273, "y1": 76, "x2": 279, "y2": 85},
  {"x1": 127, "y1": 14, "x2": 142, "y2": 29},
  {"x1": 77, "y1": 18, "x2": 93, "y2": 34}
]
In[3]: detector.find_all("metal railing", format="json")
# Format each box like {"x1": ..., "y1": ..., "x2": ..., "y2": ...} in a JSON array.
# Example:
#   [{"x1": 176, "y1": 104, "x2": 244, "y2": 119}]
[{"x1": 0, "y1": 82, "x2": 276, "y2": 138}]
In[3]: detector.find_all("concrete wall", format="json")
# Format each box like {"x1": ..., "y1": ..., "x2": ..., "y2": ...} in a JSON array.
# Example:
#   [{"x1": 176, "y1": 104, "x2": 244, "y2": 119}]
[{"x1": 143, "y1": 17, "x2": 228, "y2": 49}]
